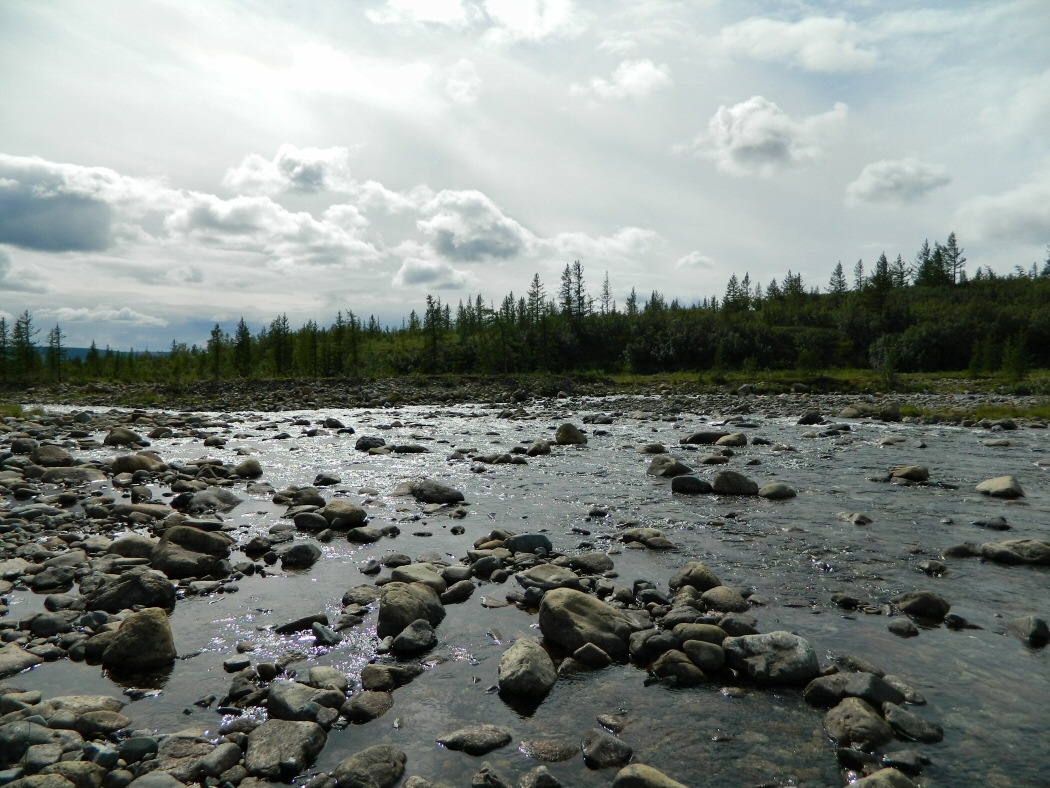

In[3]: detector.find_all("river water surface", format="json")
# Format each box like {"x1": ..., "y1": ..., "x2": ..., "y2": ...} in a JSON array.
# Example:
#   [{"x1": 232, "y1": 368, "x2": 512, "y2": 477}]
[{"x1": 7, "y1": 396, "x2": 1049, "y2": 786}]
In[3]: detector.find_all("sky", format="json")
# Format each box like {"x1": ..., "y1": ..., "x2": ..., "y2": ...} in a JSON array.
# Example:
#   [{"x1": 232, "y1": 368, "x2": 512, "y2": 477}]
[{"x1": 1, "y1": 0, "x2": 1049, "y2": 350}]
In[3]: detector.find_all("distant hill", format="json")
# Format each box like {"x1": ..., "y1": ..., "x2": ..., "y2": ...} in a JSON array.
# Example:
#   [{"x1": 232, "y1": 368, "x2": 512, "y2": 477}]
[{"x1": 35, "y1": 347, "x2": 168, "y2": 361}]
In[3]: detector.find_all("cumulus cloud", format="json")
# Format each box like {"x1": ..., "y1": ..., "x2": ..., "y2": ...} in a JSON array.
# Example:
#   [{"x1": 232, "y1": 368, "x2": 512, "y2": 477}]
[
  {"x1": 546, "y1": 226, "x2": 659, "y2": 260},
  {"x1": 418, "y1": 190, "x2": 534, "y2": 261},
  {"x1": 165, "y1": 192, "x2": 380, "y2": 267},
  {"x1": 222, "y1": 145, "x2": 357, "y2": 195},
  {"x1": 720, "y1": 16, "x2": 877, "y2": 72},
  {"x1": 392, "y1": 256, "x2": 470, "y2": 288},
  {"x1": 0, "y1": 246, "x2": 47, "y2": 293},
  {"x1": 573, "y1": 59, "x2": 671, "y2": 100},
  {"x1": 676, "y1": 251, "x2": 715, "y2": 270},
  {"x1": 681, "y1": 96, "x2": 848, "y2": 176},
  {"x1": 955, "y1": 179, "x2": 1050, "y2": 244},
  {"x1": 483, "y1": 0, "x2": 584, "y2": 44},
  {"x1": 845, "y1": 158, "x2": 951, "y2": 206},
  {"x1": 42, "y1": 305, "x2": 169, "y2": 327},
  {"x1": 0, "y1": 156, "x2": 115, "y2": 251}
]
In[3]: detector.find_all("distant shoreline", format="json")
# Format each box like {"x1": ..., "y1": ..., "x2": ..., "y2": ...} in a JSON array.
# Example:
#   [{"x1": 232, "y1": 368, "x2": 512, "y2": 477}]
[{"x1": 6, "y1": 374, "x2": 1048, "y2": 423}]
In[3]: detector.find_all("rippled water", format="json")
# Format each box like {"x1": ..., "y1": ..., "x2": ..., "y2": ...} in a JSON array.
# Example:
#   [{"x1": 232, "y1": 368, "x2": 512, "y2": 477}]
[{"x1": 8, "y1": 397, "x2": 1049, "y2": 786}]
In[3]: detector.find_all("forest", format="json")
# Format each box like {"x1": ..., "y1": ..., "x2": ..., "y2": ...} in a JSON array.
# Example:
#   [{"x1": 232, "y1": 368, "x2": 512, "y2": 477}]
[{"x1": 3, "y1": 233, "x2": 1049, "y2": 388}]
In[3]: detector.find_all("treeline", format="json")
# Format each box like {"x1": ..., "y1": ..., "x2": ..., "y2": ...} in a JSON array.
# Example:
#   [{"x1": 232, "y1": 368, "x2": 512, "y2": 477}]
[{"x1": 3, "y1": 234, "x2": 1050, "y2": 386}]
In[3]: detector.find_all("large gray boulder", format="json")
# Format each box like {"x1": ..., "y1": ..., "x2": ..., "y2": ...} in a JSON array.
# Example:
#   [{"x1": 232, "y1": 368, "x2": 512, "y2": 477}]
[
  {"x1": 711, "y1": 470, "x2": 759, "y2": 495},
  {"x1": 112, "y1": 451, "x2": 167, "y2": 474},
  {"x1": 668, "y1": 562, "x2": 722, "y2": 593},
  {"x1": 976, "y1": 475, "x2": 1024, "y2": 498},
  {"x1": 331, "y1": 745, "x2": 406, "y2": 788},
  {"x1": 823, "y1": 697, "x2": 894, "y2": 750},
  {"x1": 538, "y1": 588, "x2": 638, "y2": 659},
  {"x1": 41, "y1": 466, "x2": 107, "y2": 484},
  {"x1": 498, "y1": 637, "x2": 557, "y2": 698},
  {"x1": 83, "y1": 566, "x2": 176, "y2": 613},
  {"x1": 555, "y1": 423, "x2": 587, "y2": 445},
  {"x1": 29, "y1": 444, "x2": 74, "y2": 467},
  {"x1": 244, "y1": 720, "x2": 327, "y2": 781},
  {"x1": 320, "y1": 499, "x2": 368, "y2": 528},
  {"x1": 515, "y1": 564, "x2": 583, "y2": 592},
  {"x1": 376, "y1": 582, "x2": 446, "y2": 638},
  {"x1": 101, "y1": 607, "x2": 176, "y2": 673},
  {"x1": 151, "y1": 525, "x2": 233, "y2": 580},
  {"x1": 722, "y1": 631, "x2": 820, "y2": 685},
  {"x1": 979, "y1": 539, "x2": 1050, "y2": 565},
  {"x1": 646, "y1": 455, "x2": 693, "y2": 478},
  {"x1": 396, "y1": 479, "x2": 465, "y2": 505}
]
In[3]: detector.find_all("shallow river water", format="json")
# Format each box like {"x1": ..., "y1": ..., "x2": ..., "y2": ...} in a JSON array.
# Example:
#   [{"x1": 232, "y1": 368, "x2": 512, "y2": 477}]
[{"x1": 6, "y1": 395, "x2": 1049, "y2": 786}]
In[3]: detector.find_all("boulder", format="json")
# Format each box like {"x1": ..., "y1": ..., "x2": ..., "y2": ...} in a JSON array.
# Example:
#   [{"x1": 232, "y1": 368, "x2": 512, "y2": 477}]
[
  {"x1": 41, "y1": 466, "x2": 107, "y2": 484},
  {"x1": 376, "y1": 582, "x2": 445, "y2": 638},
  {"x1": 498, "y1": 637, "x2": 557, "y2": 698},
  {"x1": 646, "y1": 455, "x2": 692, "y2": 478},
  {"x1": 979, "y1": 539, "x2": 1050, "y2": 565},
  {"x1": 758, "y1": 482, "x2": 796, "y2": 500},
  {"x1": 30, "y1": 444, "x2": 74, "y2": 467},
  {"x1": 891, "y1": 590, "x2": 950, "y2": 622},
  {"x1": 83, "y1": 567, "x2": 176, "y2": 613},
  {"x1": 538, "y1": 588, "x2": 638, "y2": 659},
  {"x1": 976, "y1": 475, "x2": 1024, "y2": 498},
  {"x1": 515, "y1": 564, "x2": 583, "y2": 592},
  {"x1": 612, "y1": 763, "x2": 688, "y2": 788},
  {"x1": 670, "y1": 475, "x2": 712, "y2": 495},
  {"x1": 404, "y1": 479, "x2": 465, "y2": 505},
  {"x1": 681, "y1": 431, "x2": 729, "y2": 445},
  {"x1": 104, "y1": 427, "x2": 144, "y2": 447},
  {"x1": 889, "y1": 466, "x2": 929, "y2": 482},
  {"x1": 437, "y1": 725, "x2": 513, "y2": 756},
  {"x1": 722, "y1": 631, "x2": 820, "y2": 685},
  {"x1": 331, "y1": 745, "x2": 406, "y2": 788},
  {"x1": 321, "y1": 500, "x2": 368, "y2": 528},
  {"x1": 243, "y1": 720, "x2": 327, "y2": 781},
  {"x1": 823, "y1": 697, "x2": 895, "y2": 750},
  {"x1": 554, "y1": 423, "x2": 587, "y2": 445},
  {"x1": 580, "y1": 729, "x2": 632, "y2": 768},
  {"x1": 0, "y1": 642, "x2": 46, "y2": 678},
  {"x1": 111, "y1": 452, "x2": 166, "y2": 474},
  {"x1": 151, "y1": 526, "x2": 233, "y2": 580},
  {"x1": 101, "y1": 607, "x2": 176, "y2": 673},
  {"x1": 668, "y1": 562, "x2": 722, "y2": 593},
  {"x1": 711, "y1": 471, "x2": 759, "y2": 495}
]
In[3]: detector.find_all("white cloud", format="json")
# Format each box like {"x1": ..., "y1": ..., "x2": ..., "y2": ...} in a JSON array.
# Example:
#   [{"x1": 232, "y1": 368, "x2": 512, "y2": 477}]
[
  {"x1": 955, "y1": 179, "x2": 1050, "y2": 244},
  {"x1": 483, "y1": 0, "x2": 584, "y2": 44},
  {"x1": 165, "y1": 192, "x2": 380, "y2": 266},
  {"x1": 845, "y1": 158, "x2": 951, "y2": 206},
  {"x1": 445, "y1": 59, "x2": 482, "y2": 105},
  {"x1": 720, "y1": 16, "x2": 877, "y2": 72},
  {"x1": 547, "y1": 226, "x2": 659, "y2": 260},
  {"x1": 367, "y1": 0, "x2": 475, "y2": 28},
  {"x1": 676, "y1": 251, "x2": 715, "y2": 270},
  {"x1": 222, "y1": 145, "x2": 357, "y2": 195},
  {"x1": 681, "y1": 96, "x2": 848, "y2": 176},
  {"x1": 42, "y1": 305, "x2": 169, "y2": 327},
  {"x1": 0, "y1": 246, "x2": 47, "y2": 293},
  {"x1": 393, "y1": 256, "x2": 471, "y2": 288},
  {"x1": 418, "y1": 190, "x2": 535, "y2": 261},
  {"x1": 574, "y1": 59, "x2": 672, "y2": 100}
]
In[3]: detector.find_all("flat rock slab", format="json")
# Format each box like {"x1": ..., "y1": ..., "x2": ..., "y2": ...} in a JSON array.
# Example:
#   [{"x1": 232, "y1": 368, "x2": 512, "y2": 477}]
[
  {"x1": 0, "y1": 643, "x2": 46, "y2": 678},
  {"x1": 975, "y1": 475, "x2": 1024, "y2": 498},
  {"x1": 437, "y1": 724, "x2": 512, "y2": 755},
  {"x1": 331, "y1": 745, "x2": 406, "y2": 788}
]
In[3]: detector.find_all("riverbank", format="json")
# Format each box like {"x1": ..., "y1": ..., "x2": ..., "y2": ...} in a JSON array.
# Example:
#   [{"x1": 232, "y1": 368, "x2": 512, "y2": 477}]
[{"x1": 5, "y1": 373, "x2": 1050, "y2": 420}]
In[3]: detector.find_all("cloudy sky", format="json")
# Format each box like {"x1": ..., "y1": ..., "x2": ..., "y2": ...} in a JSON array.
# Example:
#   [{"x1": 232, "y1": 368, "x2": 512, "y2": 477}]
[{"x1": 1, "y1": 0, "x2": 1048, "y2": 349}]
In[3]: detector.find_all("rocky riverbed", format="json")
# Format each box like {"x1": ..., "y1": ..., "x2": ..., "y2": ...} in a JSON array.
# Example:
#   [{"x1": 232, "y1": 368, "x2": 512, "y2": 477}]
[{"x1": 0, "y1": 390, "x2": 1047, "y2": 787}]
